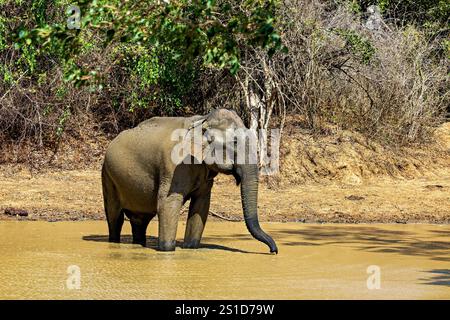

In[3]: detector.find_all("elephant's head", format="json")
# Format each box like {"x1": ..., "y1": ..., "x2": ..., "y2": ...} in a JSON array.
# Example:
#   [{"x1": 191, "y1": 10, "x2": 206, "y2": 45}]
[{"x1": 190, "y1": 109, "x2": 278, "y2": 254}]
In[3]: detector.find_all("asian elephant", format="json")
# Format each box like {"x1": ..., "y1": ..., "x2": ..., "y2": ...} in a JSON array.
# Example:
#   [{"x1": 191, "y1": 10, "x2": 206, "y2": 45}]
[{"x1": 101, "y1": 109, "x2": 278, "y2": 253}]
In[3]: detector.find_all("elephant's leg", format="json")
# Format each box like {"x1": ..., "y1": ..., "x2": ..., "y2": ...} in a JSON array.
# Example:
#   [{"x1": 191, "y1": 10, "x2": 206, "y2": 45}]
[
  {"x1": 183, "y1": 192, "x2": 211, "y2": 249},
  {"x1": 157, "y1": 193, "x2": 183, "y2": 251},
  {"x1": 128, "y1": 213, "x2": 153, "y2": 247},
  {"x1": 102, "y1": 168, "x2": 124, "y2": 243},
  {"x1": 105, "y1": 196, "x2": 124, "y2": 243}
]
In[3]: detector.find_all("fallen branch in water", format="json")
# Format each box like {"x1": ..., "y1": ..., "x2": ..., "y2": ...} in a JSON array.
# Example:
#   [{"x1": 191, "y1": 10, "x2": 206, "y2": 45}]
[{"x1": 209, "y1": 210, "x2": 243, "y2": 222}]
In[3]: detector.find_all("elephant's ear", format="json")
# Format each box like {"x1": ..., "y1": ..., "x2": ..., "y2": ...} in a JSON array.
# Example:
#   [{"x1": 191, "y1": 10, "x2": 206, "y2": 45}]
[
  {"x1": 188, "y1": 116, "x2": 208, "y2": 131},
  {"x1": 185, "y1": 117, "x2": 210, "y2": 164}
]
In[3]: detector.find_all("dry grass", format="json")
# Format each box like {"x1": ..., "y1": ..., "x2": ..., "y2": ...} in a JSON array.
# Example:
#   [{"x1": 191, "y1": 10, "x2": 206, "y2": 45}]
[
  {"x1": 193, "y1": 1, "x2": 449, "y2": 146},
  {"x1": 273, "y1": 1, "x2": 449, "y2": 144}
]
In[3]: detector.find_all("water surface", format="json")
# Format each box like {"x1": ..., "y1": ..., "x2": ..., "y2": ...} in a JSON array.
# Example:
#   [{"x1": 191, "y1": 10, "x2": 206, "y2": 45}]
[{"x1": 0, "y1": 221, "x2": 448, "y2": 299}]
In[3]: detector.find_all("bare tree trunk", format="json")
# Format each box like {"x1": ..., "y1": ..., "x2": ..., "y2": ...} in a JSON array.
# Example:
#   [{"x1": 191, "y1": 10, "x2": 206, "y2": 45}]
[
  {"x1": 238, "y1": 72, "x2": 260, "y2": 131},
  {"x1": 237, "y1": 53, "x2": 285, "y2": 173},
  {"x1": 249, "y1": 86, "x2": 262, "y2": 131}
]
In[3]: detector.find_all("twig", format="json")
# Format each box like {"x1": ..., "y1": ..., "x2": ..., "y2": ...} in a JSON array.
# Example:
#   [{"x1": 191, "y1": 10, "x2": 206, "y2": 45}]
[
  {"x1": 0, "y1": 70, "x2": 27, "y2": 102},
  {"x1": 209, "y1": 210, "x2": 242, "y2": 222}
]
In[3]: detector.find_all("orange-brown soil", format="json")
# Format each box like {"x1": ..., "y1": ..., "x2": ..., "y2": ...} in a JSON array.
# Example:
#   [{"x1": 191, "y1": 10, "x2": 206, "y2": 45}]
[{"x1": 1, "y1": 122, "x2": 449, "y2": 223}]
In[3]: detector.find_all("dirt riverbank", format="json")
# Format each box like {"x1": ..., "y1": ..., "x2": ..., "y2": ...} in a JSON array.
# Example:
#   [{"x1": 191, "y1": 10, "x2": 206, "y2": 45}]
[
  {"x1": 0, "y1": 166, "x2": 449, "y2": 223},
  {"x1": 1, "y1": 122, "x2": 449, "y2": 223}
]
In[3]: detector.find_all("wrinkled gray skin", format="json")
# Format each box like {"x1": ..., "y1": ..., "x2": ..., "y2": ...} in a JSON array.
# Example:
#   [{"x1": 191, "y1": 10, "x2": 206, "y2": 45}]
[{"x1": 102, "y1": 109, "x2": 278, "y2": 253}]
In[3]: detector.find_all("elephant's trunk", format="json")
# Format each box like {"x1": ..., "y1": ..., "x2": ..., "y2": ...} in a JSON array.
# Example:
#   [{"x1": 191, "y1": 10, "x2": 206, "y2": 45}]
[{"x1": 236, "y1": 164, "x2": 278, "y2": 254}]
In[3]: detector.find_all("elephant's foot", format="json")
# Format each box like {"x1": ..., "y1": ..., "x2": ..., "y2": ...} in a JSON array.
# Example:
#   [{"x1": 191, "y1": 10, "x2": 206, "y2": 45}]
[
  {"x1": 158, "y1": 240, "x2": 176, "y2": 251},
  {"x1": 132, "y1": 237, "x2": 146, "y2": 247},
  {"x1": 182, "y1": 239, "x2": 200, "y2": 249},
  {"x1": 108, "y1": 236, "x2": 120, "y2": 243}
]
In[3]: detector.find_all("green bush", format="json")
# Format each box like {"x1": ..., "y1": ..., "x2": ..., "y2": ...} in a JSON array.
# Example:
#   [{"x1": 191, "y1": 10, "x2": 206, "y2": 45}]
[{"x1": 0, "y1": 0, "x2": 281, "y2": 147}]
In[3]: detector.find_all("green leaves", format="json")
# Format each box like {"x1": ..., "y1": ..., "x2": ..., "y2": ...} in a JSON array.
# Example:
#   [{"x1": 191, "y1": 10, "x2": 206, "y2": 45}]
[
  {"x1": 5, "y1": 0, "x2": 283, "y2": 115},
  {"x1": 18, "y1": 0, "x2": 282, "y2": 84},
  {"x1": 335, "y1": 28, "x2": 376, "y2": 64}
]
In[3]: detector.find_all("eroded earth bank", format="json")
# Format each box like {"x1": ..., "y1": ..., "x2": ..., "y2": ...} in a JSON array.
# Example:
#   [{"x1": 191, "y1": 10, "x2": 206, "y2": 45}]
[{"x1": 1, "y1": 123, "x2": 449, "y2": 224}]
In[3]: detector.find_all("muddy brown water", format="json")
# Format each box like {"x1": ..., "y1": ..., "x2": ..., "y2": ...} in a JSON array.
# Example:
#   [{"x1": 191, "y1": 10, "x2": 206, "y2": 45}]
[{"x1": 0, "y1": 221, "x2": 448, "y2": 299}]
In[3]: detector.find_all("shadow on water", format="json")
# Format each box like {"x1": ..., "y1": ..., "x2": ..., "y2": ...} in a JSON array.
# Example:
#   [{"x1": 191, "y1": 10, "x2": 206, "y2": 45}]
[
  {"x1": 270, "y1": 226, "x2": 450, "y2": 263},
  {"x1": 83, "y1": 225, "x2": 449, "y2": 279},
  {"x1": 82, "y1": 235, "x2": 267, "y2": 255},
  {"x1": 420, "y1": 269, "x2": 450, "y2": 287}
]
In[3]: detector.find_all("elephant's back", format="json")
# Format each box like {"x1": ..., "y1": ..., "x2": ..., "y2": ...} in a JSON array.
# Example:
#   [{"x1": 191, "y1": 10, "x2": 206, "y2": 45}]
[
  {"x1": 103, "y1": 114, "x2": 199, "y2": 179},
  {"x1": 106, "y1": 116, "x2": 184, "y2": 155},
  {"x1": 136, "y1": 116, "x2": 187, "y2": 132}
]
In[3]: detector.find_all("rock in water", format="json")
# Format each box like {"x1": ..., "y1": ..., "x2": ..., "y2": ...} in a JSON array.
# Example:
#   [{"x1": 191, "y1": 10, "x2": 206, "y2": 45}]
[{"x1": 4, "y1": 207, "x2": 29, "y2": 217}]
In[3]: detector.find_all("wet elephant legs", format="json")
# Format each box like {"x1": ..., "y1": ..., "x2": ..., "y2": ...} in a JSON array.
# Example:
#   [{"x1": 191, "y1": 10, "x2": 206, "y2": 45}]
[
  {"x1": 183, "y1": 192, "x2": 211, "y2": 249},
  {"x1": 108, "y1": 186, "x2": 212, "y2": 251},
  {"x1": 105, "y1": 195, "x2": 124, "y2": 243},
  {"x1": 125, "y1": 211, "x2": 155, "y2": 247},
  {"x1": 103, "y1": 170, "x2": 124, "y2": 243},
  {"x1": 157, "y1": 193, "x2": 183, "y2": 251}
]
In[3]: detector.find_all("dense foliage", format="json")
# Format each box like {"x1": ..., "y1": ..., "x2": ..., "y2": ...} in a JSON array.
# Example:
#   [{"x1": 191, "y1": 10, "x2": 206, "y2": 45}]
[{"x1": 0, "y1": 0, "x2": 448, "y2": 157}]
